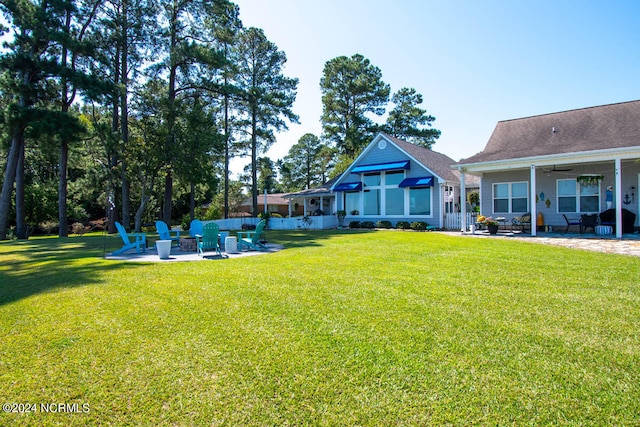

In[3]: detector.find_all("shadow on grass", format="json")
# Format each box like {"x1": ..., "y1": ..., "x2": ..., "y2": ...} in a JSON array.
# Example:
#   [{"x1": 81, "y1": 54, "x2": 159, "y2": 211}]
[
  {"x1": 262, "y1": 228, "x2": 375, "y2": 248},
  {"x1": 0, "y1": 233, "x2": 143, "y2": 306}
]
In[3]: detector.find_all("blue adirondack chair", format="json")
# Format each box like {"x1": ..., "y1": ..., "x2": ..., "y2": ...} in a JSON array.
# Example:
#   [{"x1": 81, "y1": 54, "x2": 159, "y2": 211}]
[
  {"x1": 189, "y1": 219, "x2": 203, "y2": 238},
  {"x1": 196, "y1": 222, "x2": 222, "y2": 257},
  {"x1": 113, "y1": 221, "x2": 146, "y2": 255},
  {"x1": 155, "y1": 220, "x2": 180, "y2": 247},
  {"x1": 237, "y1": 219, "x2": 268, "y2": 251}
]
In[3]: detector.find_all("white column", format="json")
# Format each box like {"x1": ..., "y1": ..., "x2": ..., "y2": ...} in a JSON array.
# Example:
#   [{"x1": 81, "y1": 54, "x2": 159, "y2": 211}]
[
  {"x1": 460, "y1": 171, "x2": 467, "y2": 232},
  {"x1": 615, "y1": 158, "x2": 623, "y2": 239},
  {"x1": 530, "y1": 165, "x2": 537, "y2": 237}
]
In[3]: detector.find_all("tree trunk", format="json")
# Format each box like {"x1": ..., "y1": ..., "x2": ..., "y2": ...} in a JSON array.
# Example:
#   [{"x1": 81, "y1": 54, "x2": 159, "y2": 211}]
[
  {"x1": 0, "y1": 131, "x2": 23, "y2": 240},
  {"x1": 190, "y1": 181, "x2": 196, "y2": 221},
  {"x1": 251, "y1": 116, "x2": 258, "y2": 217},
  {"x1": 58, "y1": 139, "x2": 69, "y2": 237},
  {"x1": 120, "y1": 7, "x2": 131, "y2": 229},
  {"x1": 163, "y1": 172, "x2": 173, "y2": 226},
  {"x1": 15, "y1": 140, "x2": 27, "y2": 240}
]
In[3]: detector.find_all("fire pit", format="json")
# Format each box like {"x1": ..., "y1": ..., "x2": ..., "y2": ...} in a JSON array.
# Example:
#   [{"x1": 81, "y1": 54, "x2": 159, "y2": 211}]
[{"x1": 180, "y1": 237, "x2": 197, "y2": 252}]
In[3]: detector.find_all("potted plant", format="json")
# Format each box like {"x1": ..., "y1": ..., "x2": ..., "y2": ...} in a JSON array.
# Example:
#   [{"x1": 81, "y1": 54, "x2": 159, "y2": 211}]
[
  {"x1": 336, "y1": 210, "x2": 347, "y2": 227},
  {"x1": 477, "y1": 215, "x2": 500, "y2": 234}
]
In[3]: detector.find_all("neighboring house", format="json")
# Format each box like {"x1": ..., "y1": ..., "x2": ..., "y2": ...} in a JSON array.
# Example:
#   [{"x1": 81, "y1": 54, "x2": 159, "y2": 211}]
[
  {"x1": 326, "y1": 133, "x2": 478, "y2": 228},
  {"x1": 240, "y1": 193, "x2": 304, "y2": 217},
  {"x1": 282, "y1": 176, "x2": 339, "y2": 218},
  {"x1": 455, "y1": 100, "x2": 640, "y2": 238}
]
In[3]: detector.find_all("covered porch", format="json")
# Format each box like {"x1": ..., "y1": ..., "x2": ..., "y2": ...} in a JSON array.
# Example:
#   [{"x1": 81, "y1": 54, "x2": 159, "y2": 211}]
[{"x1": 458, "y1": 153, "x2": 640, "y2": 239}]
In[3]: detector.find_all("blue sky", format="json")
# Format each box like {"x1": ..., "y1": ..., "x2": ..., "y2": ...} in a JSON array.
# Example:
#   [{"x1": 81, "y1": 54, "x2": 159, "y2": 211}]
[{"x1": 231, "y1": 0, "x2": 640, "y2": 175}]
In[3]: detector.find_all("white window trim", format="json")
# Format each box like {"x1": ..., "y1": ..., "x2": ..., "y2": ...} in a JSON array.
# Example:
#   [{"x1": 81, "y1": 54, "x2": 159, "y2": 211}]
[
  {"x1": 556, "y1": 179, "x2": 601, "y2": 213},
  {"x1": 492, "y1": 181, "x2": 529, "y2": 214}
]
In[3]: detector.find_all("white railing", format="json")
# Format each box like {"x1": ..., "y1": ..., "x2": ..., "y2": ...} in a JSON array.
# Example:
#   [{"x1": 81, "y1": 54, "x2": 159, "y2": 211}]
[
  {"x1": 443, "y1": 212, "x2": 477, "y2": 230},
  {"x1": 206, "y1": 216, "x2": 339, "y2": 231}
]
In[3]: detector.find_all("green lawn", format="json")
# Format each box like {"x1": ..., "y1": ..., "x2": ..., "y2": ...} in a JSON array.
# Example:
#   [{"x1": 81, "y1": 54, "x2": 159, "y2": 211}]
[{"x1": 1, "y1": 230, "x2": 639, "y2": 426}]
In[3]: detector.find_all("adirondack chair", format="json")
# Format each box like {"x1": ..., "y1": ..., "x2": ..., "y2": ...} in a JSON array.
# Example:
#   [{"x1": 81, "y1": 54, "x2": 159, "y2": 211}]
[
  {"x1": 155, "y1": 220, "x2": 180, "y2": 247},
  {"x1": 189, "y1": 219, "x2": 203, "y2": 238},
  {"x1": 113, "y1": 221, "x2": 146, "y2": 255},
  {"x1": 196, "y1": 222, "x2": 222, "y2": 257},
  {"x1": 237, "y1": 219, "x2": 268, "y2": 251}
]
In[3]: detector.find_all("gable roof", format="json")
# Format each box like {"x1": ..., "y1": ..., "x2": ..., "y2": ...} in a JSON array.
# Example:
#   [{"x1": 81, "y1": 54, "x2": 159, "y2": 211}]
[
  {"x1": 241, "y1": 193, "x2": 290, "y2": 207},
  {"x1": 379, "y1": 133, "x2": 479, "y2": 185},
  {"x1": 459, "y1": 100, "x2": 640, "y2": 165},
  {"x1": 283, "y1": 176, "x2": 340, "y2": 198}
]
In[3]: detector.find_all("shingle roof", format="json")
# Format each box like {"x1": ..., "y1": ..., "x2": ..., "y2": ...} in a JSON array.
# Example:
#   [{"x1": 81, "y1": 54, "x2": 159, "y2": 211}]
[
  {"x1": 382, "y1": 133, "x2": 479, "y2": 185},
  {"x1": 459, "y1": 100, "x2": 640, "y2": 165}
]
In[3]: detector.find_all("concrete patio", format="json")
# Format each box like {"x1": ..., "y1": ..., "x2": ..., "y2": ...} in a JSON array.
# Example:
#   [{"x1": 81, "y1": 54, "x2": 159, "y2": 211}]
[{"x1": 105, "y1": 242, "x2": 284, "y2": 262}]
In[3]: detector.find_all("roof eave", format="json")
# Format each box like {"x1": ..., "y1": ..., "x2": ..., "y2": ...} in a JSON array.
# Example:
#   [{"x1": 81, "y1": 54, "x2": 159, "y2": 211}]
[{"x1": 456, "y1": 146, "x2": 640, "y2": 174}]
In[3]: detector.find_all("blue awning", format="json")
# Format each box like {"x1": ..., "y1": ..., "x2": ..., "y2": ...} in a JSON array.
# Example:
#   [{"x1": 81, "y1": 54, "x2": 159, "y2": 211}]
[
  {"x1": 399, "y1": 176, "x2": 434, "y2": 188},
  {"x1": 333, "y1": 182, "x2": 363, "y2": 191},
  {"x1": 351, "y1": 160, "x2": 410, "y2": 174}
]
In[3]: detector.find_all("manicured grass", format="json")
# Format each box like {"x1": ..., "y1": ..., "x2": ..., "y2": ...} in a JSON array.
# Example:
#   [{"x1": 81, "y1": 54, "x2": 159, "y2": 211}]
[{"x1": 1, "y1": 230, "x2": 639, "y2": 426}]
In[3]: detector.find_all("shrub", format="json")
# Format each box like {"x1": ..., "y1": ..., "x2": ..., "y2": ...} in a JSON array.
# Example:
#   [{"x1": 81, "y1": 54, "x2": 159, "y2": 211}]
[
  {"x1": 376, "y1": 220, "x2": 392, "y2": 229},
  {"x1": 71, "y1": 222, "x2": 88, "y2": 235},
  {"x1": 396, "y1": 221, "x2": 411, "y2": 230},
  {"x1": 410, "y1": 221, "x2": 428, "y2": 231},
  {"x1": 348, "y1": 221, "x2": 361, "y2": 229},
  {"x1": 360, "y1": 221, "x2": 375, "y2": 229},
  {"x1": 40, "y1": 221, "x2": 59, "y2": 235}
]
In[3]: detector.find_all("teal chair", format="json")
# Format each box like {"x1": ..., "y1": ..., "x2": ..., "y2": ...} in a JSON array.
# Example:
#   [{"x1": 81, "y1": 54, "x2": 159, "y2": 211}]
[
  {"x1": 155, "y1": 220, "x2": 180, "y2": 247},
  {"x1": 113, "y1": 221, "x2": 146, "y2": 255},
  {"x1": 196, "y1": 222, "x2": 222, "y2": 258},
  {"x1": 237, "y1": 219, "x2": 268, "y2": 251}
]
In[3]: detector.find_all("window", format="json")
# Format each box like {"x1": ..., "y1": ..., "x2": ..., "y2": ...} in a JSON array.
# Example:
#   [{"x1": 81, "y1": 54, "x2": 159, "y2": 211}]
[
  {"x1": 362, "y1": 171, "x2": 406, "y2": 216},
  {"x1": 410, "y1": 188, "x2": 431, "y2": 215},
  {"x1": 348, "y1": 169, "x2": 433, "y2": 217},
  {"x1": 344, "y1": 192, "x2": 359, "y2": 215},
  {"x1": 557, "y1": 179, "x2": 600, "y2": 213},
  {"x1": 385, "y1": 171, "x2": 404, "y2": 215},
  {"x1": 493, "y1": 182, "x2": 528, "y2": 213}
]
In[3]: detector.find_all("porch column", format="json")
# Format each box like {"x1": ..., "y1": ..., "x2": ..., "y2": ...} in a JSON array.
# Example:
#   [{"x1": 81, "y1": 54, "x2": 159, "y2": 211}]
[
  {"x1": 615, "y1": 158, "x2": 623, "y2": 239},
  {"x1": 288, "y1": 199, "x2": 292, "y2": 217},
  {"x1": 530, "y1": 165, "x2": 537, "y2": 237},
  {"x1": 459, "y1": 170, "x2": 467, "y2": 232},
  {"x1": 320, "y1": 196, "x2": 324, "y2": 214}
]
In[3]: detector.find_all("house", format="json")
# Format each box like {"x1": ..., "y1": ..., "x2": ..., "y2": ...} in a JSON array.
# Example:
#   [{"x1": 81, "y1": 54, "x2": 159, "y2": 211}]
[
  {"x1": 325, "y1": 133, "x2": 478, "y2": 228},
  {"x1": 240, "y1": 193, "x2": 304, "y2": 217},
  {"x1": 455, "y1": 100, "x2": 640, "y2": 238},
  {"x1": 282, "y1": 176, "x2": 339, "y2": 218}
]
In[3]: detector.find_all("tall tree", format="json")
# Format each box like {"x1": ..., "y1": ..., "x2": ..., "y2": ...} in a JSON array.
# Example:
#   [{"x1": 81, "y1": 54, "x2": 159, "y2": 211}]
[
  {"x1": 97, "y1": 0, "x2": 157, "y2": 232},
  {"x1": 384, "y1": 87, "x2": 441, "y2": 149},
  {"x1": 205, "y1": 1, "x2": 242, "y2": 219},
  {"x1": 279, "y1": 133, "x2": 327, "y2": 191},
  {"x1": 0, "y1": 0, "x2": 96, "y2": 239},
  {"x1": 320, "y1": 53, "x2": 390, "y2": 157},
  {"x1": 56, "y1": 0, "x2": 104, "y2": 237},
  {"x1": 234, "y1": 27, "x2": 298, "y2": 215},
  {"x1": 156, "y1": 0, "x2": 227, "y2": 225}
]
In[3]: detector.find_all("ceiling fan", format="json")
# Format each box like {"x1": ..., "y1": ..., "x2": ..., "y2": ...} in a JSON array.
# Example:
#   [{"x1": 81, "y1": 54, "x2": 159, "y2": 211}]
[{"x1": 542, "y1": 165, "x2": 573, "y2": 173}]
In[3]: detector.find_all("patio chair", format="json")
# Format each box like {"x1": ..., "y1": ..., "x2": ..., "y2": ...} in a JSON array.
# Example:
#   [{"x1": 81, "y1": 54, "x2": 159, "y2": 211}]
[
  {"x1": 562, "y1": 214, "x2": 581, "y2": 233},
  {"x1": 113, "y1": 221, "x2": 146, "y2": 255},
  {"x1": 196, "y1": 221, "x2": 222, "y2": 258},
  {"x1": 189, "y1": 219, "x2": 203, "y2": 238},
  {"x1": 238, "y1": 219, "x2": 268, "y2": 251},
  {"x1": 155, "y1": 220, "x2": 180, "y2": 247},
  {"x1": 511, "y1": 213, "x2": 531, "y2": 232},
  {"x1": 579, "y1": 214, "x2": 598, "y2": 234}
]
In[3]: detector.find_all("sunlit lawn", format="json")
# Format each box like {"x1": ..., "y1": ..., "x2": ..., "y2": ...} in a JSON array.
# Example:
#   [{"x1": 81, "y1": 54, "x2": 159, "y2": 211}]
[{"x1": 1, "y1": 230, "x2": 639, "y2": 426}]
